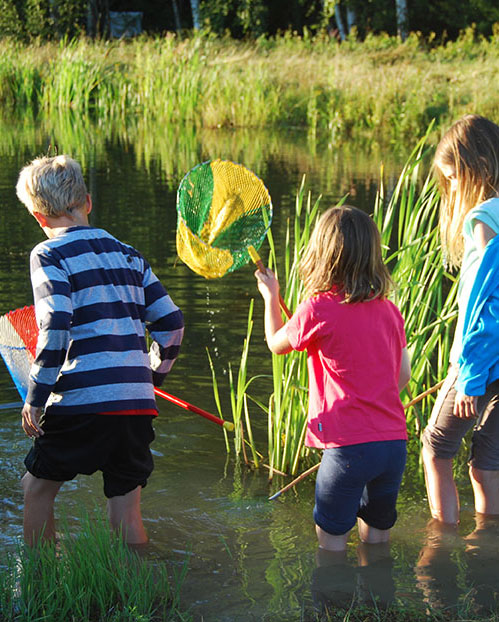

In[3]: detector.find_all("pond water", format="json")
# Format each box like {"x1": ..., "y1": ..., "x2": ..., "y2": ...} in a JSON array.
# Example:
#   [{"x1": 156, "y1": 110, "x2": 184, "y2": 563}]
[{"x1": 0, "y1": 118, "x2": 497, "y2": 620}]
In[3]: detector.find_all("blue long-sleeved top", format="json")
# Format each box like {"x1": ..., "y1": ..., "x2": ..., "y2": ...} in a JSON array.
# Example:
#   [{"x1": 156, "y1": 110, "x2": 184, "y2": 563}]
[
  {"x1": 456, "y1": 234, "x2": 499, "y2": 396},
  {"x1": 27, "y1": 226, "x2": 184, "y2": 415}
]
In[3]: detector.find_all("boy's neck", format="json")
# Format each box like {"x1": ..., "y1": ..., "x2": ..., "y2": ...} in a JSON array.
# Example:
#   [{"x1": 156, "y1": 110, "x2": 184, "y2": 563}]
[
  {"x1": 33, "y1": 194, "x2": 92, "y2": 239},
  {"x1": 43, "y1": 214, "x2": 89, "y2": 239}
]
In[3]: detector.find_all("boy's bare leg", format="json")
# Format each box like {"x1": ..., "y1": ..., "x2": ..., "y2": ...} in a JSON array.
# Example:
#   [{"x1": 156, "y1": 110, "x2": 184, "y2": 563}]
[
  {"x1": 469, "y1": 467, "x2": 499, "y2": 515},
  {"x1": 422, "y1": 448, "x2": 460, "y2": 524},
  {"x1": 315, "y1": 524, "x2": 349, "y2": 551},
  {"x1": 357, "y1": 517, "x2": 390, "y2": 544},
  {"x1": 22, "y1": 472, "x2": 63, "y2": 546},
  {"x1": 107, "y1": 485, "x2": 148, "y2": 545}
]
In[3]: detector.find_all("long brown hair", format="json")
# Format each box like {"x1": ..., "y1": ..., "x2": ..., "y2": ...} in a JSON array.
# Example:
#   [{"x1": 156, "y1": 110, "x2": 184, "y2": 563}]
[
  {"x1": 435, "y1": 114, "x2": 499, "y2": 268},
  {"x1": 298, "y1": 205, "x2": 392, "y2": 303}
]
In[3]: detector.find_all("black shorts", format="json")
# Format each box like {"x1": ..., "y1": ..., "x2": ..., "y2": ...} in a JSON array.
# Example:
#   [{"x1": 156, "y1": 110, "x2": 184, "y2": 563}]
[
  {"x1": 24, "y1": 414, "x2": 155, "y2": 498},
  {"x1": 422, "y1": 368, "x2": 499, "y2": 470}
]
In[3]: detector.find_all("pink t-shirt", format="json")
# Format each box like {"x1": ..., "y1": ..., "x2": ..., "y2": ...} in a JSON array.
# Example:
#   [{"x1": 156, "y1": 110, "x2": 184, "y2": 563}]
[{"x1": 286, "y1": 290, "x2": 407, "y2": 449}]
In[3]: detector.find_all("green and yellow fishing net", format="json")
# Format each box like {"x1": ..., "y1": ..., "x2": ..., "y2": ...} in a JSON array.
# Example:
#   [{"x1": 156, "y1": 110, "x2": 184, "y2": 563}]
[{"x1": 176, "y1": 159, "x2": 272, "y2": 279}]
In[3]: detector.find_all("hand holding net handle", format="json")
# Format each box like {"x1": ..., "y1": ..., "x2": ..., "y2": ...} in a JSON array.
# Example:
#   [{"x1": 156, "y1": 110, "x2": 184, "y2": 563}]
[{"x1": 248, "y1": 246, "x2": 292, "y2": 319}]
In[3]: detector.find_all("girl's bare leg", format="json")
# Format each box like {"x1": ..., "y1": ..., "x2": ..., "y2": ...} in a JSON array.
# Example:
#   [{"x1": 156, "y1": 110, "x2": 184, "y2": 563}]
[
  {"x1": 357, "y1": 518, "x2": 390, "y2": 544},
  {"x1": 469, "y1": 467, "x2": 499, "y2": 515},
  {"x1": 316, "y1": 524, "x2": 349, "y2": 552},
  {"x1": 422, "y1": 447, "x2": 460, "y2": 524}
]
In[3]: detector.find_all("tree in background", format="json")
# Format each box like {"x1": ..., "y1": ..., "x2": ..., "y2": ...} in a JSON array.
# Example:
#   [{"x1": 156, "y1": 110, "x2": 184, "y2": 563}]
[
  {"x1": 395, "y1": 0, "x2": 408, "y2": 39},
  {"x1": 322, "y1": 0, "x2": 498, "y2": 40},
  {"x1": 0, "y1": 0, "x2": 24, "y2": 38},
  {"x1": 0, "y1": 0, "x2": 85, "y2": 39},
  {"x1": 409, "y1": 0, "x2": 499, "y2": 38},
  {"x1": 87, "y1": 0, "x2": 109, "y2": 37},
  {"x1": 324, "y1": 0, "x2": 407, "y2": 41},
  {"x1": 190, "y1": 0, "x2": 200, "y2": 29},
  {"x1": 24, "y1": 0, "x2": 85, "y2": 38},
  {"x1": 0, "y1": 0, "x2": 498, "y2": 41},
  {"x1": 199, "y1": 0, "x2": 270, "y2": 38}
]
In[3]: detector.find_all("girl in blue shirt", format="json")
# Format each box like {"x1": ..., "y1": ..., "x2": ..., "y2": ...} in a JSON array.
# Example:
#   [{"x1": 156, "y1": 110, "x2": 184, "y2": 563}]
[{"x1": 422, "y1": 115, "x2": 499, "y2": 524}]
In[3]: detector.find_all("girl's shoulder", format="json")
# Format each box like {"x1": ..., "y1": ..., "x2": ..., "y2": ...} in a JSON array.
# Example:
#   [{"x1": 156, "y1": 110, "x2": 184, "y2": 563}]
[
  {"x1": 465, "y1": 197, "x2": 499, "y2": 234},
  {"x1": 305, "y1": 289, "x2": 344, "y2": 308},
  {"x1": 383, "y1": 297, "x2": 405, "y2": 323},
  {"x1": 305, "y1": 290, "x2": 401, "y2": 315}
]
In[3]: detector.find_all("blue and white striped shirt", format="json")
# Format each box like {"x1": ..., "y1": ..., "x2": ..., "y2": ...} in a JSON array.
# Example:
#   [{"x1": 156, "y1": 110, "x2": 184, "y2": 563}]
[{"x1": 27, "y1": 226, "x2": 184, "y2": 415}]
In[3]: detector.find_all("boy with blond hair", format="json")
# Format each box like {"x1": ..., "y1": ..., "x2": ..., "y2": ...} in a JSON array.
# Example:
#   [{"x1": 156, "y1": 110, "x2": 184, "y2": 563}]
[{"x1": 17, "y1": 155, "x2": 184, "y2": 545}]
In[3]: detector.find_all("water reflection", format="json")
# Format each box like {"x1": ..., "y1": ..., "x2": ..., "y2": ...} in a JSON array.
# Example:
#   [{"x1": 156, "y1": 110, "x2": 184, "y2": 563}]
[
  {"x1": 416, "y1": 516, "x2": 499, "y2": 617},
  {"x1": 415, "y1": 519, "x2": 462, "y2": 614},
  {"x1": 1, "y1": 117, "x2": 497, "y2": 620},
  {"x1": 464, "y1": 515, "x2": 499, "y2": 612},
  {"x1": 311, "y1": 542, "x2": 395, "y2": 615}
]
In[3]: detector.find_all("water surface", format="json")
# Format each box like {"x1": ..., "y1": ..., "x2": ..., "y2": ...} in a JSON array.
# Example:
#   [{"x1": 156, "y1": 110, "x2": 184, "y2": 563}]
[{"x1": 0, "y1": 119, "x2": 496, "y2": 620}]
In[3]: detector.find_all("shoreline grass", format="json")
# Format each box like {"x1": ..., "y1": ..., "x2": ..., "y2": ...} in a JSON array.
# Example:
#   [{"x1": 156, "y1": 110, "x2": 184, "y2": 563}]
[
  {"x1": 0, "y1": 30, "x2": 498, "y2": 142},
  {"x1": 0, "y1": 512, "x2": 190, "y2": 622}
]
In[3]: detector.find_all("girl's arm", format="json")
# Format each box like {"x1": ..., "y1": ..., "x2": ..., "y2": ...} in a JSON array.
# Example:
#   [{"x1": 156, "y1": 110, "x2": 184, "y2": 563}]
[
  {"x1": 454, "y1": 219, "x2": 498, "y2": 418},
  {"x1": 255, "y1": 268, "x2": 293, "y2": 354},
  {"x1": 399, "y1": 347, "x2": 411, "y2": 391},
  {"x1": 473, "y1": 220, "x2": 497, "y2": 252}
]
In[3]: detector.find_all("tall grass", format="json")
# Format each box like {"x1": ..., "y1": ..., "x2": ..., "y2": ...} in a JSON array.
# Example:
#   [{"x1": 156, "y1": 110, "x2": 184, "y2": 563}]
[
  {"x1": 0, "y1": 30, "x2": 498, "y2": 140},
  {"x1": 374, "y1": 128, "x2": 458, "y2": 431},
  {"x1": 214, "y1": 129, "x2": 457, "y2": 476},
  {"x1": 0, "y1": 512, "x2": 190, "y2": 622},
  {"x1": 261, "y1": 182, "x2": 324, "y2": 477}
]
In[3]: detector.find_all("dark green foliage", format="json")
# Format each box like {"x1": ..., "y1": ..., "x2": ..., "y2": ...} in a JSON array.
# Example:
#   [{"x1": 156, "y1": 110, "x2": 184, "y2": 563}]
[
  {"x1": 0, "y1": 0, "x2": 24, "y2": 38},
  {"x1": 199, "y1": 0, "x2": 269, "y2": 38},
  {"x1": 198, "y1": 0, "x2": 325, "y2": 37},
  {"x1": 0, "y1": 0, "x2": 85, "y2": 40},
  {"x1": 2, "y1": 0, "x2": 498, "y2": 41},
  {"x1": 409, "y1": 0, "x2": 499, "y2": 39},
  {"x1": 51, "y1": 0, "x2": 86, "y2": 37},
  {"x1": 24, "y1": 0, "x2": 51, "y2": 39}
]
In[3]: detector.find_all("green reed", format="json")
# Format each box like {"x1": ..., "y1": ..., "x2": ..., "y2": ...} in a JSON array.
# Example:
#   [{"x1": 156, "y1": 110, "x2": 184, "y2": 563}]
[
  {"x1": 206, "y1": 179, "x2": 321, "y2": 474},
  {"x1": 0, "y1": 512, "x2": 189, "y2": 622},
  {"x1": 262, "y1": 180, "x2": 323, "y2": 476},
  {"x1": 0, "y1": 31, "x2": 498, "y2": 140},
  {"x1": 373, "y1": 127, "x2": 458, "y2": 430},
  {"x1": 212, "y1": 128, "x2": 457, "y2": 477},
  {"x1": 207, "y1": 300, "x2": 263, "y2": 466}
]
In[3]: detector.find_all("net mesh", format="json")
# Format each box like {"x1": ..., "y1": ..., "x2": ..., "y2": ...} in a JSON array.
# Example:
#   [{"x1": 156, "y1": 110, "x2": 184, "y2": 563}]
[
  {"x1": 0, "y1": 305, "x2": 38, "y2": 400},
  {"x1": 176, "y1": 159, "x2": 272, "y2": 279}
]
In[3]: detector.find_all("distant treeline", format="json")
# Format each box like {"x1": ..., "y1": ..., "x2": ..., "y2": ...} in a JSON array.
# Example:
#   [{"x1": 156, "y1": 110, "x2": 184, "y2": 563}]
[{"x1": 0, "y1": 0, "x2": 498, "y2": 42}]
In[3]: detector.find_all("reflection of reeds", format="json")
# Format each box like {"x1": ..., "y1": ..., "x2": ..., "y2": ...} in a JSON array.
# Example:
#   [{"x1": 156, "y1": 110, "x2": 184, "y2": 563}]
[
  {"x1": 0, "y1": 32, "x2": 498, "y2": 140},
  {"x1": 215, "y1": 128, "x2": 457, "y2": 477},
  {"x1": 0, "y1": 511, "x2": 188, "y2": 621}
]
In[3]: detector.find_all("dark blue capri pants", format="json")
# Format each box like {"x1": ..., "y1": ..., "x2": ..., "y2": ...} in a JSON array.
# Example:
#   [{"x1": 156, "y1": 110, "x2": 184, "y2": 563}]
[{"x1": 314, "y1": 440, "x2": 407, "y2": 536}]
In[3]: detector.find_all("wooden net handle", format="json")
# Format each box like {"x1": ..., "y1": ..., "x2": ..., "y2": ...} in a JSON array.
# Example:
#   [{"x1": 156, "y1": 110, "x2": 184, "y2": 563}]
[{"x1": 248, "y1": 246, "x2": 292, "y2": 319}]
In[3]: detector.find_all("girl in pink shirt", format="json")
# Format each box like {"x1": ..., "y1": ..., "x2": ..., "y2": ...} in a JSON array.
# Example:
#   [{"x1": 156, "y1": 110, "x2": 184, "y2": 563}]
[{"x1": 255, "y1": 205, "x2": 411, "y2": 552}]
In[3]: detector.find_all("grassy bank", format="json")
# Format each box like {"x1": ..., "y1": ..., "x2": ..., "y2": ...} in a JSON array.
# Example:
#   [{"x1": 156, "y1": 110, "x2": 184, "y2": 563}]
[
  {"x1": 0, "y1": 30, "x2": 498, "y2": 141},
  {"x1": 0, "y1": 513, "x2": 189, "y2": 622}
]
